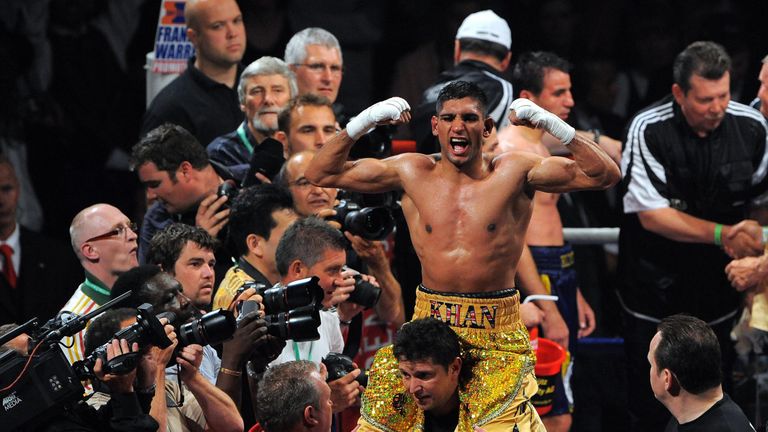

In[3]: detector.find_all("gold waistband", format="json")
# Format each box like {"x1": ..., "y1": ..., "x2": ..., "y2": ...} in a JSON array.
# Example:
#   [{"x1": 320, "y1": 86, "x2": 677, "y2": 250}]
[{"x1": 414, "y1": 285, "x2": 521, "y2": 331}]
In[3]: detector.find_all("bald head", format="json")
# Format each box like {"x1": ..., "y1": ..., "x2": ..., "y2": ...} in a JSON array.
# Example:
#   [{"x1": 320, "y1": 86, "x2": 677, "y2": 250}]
[
  {"x1": 277, "y1": 151, "x2": 338, "y2": 217},
  {"x1": 69, "y1": 204, "x2": 138, "y2": 288},
  {"x1": 70, "y1": 204, "x2": 125, "y2": 254},
  {"x1": 184, "y1": 0, "x2": 205, "y2": 31}
]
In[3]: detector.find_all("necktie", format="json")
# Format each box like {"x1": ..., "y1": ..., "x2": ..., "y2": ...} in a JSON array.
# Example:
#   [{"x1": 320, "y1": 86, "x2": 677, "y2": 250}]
[{"x1": 0, "y1": 244, "x2": 16, "y2": 288}]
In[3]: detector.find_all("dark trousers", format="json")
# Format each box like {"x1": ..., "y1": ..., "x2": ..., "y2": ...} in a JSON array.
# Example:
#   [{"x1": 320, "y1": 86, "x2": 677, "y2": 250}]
[{"x1": 622, "y1": 311, "x2": 735, "y2": 432}]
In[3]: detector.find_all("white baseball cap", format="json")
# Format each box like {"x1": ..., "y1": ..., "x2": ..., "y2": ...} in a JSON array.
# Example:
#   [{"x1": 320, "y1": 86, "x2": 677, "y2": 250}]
[{"x1": 455, "y1": 10, "x2": 511, "y2": 50}]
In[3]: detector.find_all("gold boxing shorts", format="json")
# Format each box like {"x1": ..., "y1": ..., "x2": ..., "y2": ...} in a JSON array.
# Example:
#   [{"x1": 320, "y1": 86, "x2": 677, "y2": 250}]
[{"x1": 357, "y1": 286, "x2": 543, "y2": 432}]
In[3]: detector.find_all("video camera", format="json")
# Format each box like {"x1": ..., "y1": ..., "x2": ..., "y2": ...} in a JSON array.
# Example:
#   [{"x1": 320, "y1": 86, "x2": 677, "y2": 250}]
[
  {"x1": 333, "y1": 190, "x2": 398, "y2": 240},
  {"x1": 0, "y1": 292, "x2": 132, "y2": 430},
  {"x1": 236, "y1": 276, "x2": 324, "y2": 342},
  {"x1": 0, "y1": 292, "x2": 238, "y2": 431},
  {"x1": 74, "y1": 303, "x2": 174, "y2": 378}
]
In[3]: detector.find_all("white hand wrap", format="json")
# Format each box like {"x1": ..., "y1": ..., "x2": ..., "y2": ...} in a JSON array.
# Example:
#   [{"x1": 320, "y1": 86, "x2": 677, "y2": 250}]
[
  {"x1": 508, "y1": 98, "x2": 576, "y2": 145},
  {"x1": 346, "y1": 97, "x2": 411, "y2": 140}
]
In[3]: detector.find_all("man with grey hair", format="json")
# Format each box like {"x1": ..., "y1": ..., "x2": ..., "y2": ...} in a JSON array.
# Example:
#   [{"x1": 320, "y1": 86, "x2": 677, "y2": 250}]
[
  {"x1": 208, "y1": 56, "x2": 298, "y2": 182},
  {"x1": 285, "y1": 28, "x2": 344, "y2": 105},
  {"x1": 142, "y1": 0, "x2": 246, "y2": 146},
  {"x1": 271, "y1": 217, "x2": 365, "y2": 414},
  {"x1": 256, "y1": 361, "x2": 333, "y2": 432}
]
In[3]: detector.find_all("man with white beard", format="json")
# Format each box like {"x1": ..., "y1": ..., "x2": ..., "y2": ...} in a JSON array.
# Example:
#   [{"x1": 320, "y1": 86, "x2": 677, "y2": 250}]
[{"x1": 207, "y1": 56, "x2": 298, "y2": 182}]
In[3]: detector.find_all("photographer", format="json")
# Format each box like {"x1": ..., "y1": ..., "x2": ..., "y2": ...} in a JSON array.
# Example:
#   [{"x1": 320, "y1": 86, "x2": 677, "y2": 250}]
[
  {"x1": 277, "y1": 150, "x2": 404, "y2": 328},
  {"x1": 32, "y1": 309, "x2": 164, "y2": 432},
  {"x1": 268, "y1": 217, "x2": 363, "y2": 413},
  {"x1": 132, "y1": 124, "x2": 238, "y2": 288},
  {"x1": 213, "y1": 184, "x2": 298, "y2": 310},
  {"x1": 110, "y1": 265, "x2": 244, "y2": 432},
  {"x1": 83, "y1": 307, "x2": 177, "y2": 429}
]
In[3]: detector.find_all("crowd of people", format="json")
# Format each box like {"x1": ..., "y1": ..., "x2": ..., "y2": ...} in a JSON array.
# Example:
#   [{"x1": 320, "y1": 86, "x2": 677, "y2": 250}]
[{"x1": 1, "y1": 0, "x2": 767, "y2": 431}]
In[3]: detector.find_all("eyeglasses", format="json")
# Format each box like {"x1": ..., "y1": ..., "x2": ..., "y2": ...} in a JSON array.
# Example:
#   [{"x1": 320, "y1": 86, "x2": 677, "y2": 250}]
[
  {"x1": 84, "y1": 222, "x2": 138, "y2": 243},
  {"x1": 287, "y1": 177, "x2": 314, "y2": 189},
  {"x1": 292, "y1": 63, "x2": 343, "y2": 76}
]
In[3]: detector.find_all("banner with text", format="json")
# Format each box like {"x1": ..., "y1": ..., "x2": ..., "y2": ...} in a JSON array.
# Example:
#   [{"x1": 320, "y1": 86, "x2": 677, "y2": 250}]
[{"x1": 152, "y1": 0, "x2": 195, "y2": 73}]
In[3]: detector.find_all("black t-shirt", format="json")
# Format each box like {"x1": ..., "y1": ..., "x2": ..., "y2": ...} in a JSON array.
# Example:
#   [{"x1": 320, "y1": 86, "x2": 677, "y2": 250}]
[
  {"x1": 424, "y1": 407, "x2": 459, "y2": 432},
  {"x1": 664, "y1": 394, "x2": 754, "y2": 432}
]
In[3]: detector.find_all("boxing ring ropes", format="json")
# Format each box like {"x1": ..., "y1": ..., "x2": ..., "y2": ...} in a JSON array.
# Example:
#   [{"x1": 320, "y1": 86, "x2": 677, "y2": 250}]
[{"x1": 563, "y1": 227, "x2": 768, "y2": 425}]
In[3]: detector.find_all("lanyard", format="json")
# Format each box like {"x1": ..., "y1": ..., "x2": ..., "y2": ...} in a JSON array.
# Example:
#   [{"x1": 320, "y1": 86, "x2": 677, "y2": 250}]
[
  {"x1": 236, "y1": 123, "x2": 255, "y2": 154},
  {"x1": 83, "y1": 277, "x2": 110, "y2": 296},
  {"x1": 293, "y1": 341, "x2": 314, "y2": 361}
]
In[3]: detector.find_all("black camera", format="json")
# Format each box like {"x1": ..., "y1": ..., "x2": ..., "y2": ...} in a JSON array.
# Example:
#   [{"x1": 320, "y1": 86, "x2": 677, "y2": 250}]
[
  {"x1": 75, "y1": 304, "x2": 174, "y2": 377},
  {"x1": 236, "y1": 277, "x2": 325, "y2": 342},
  {"x1": 321, "y1": 352, "x2": 367, "y2": 387},
  {"x1": 333, "y1": 198, "x2": 396, "y2": 240},
  {"x1": 348, "y1": 274, "x2": 381, "y2": 309},
  {"x1": 242, "y1": 137, "x2": 286, "y2": 187},
  {"x1": 239, "y1": 277, "x2": 324, "y2": 315},
  {"x1": 349, "y1": 125, "x2": 394, "y2": 160},
  {"x1": 178, "y1": 308, "x2": 237, "y2": 347},
  {"x1": 217, "y1": 180, "x2": 239, "y2": 209}
]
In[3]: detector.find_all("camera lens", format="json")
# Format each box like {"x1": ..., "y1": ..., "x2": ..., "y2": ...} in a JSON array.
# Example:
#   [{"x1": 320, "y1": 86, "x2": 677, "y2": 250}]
[
  {"x1": 344, "y1": 207, "x2": 395, "y2": 240},
  {"x1": 178, "y1": 309, "x2": 236, "y2": 346},
  {"x1": 347, "y1": 275, "x2": 382, "y2": 309},
  {"x1": 262, "y1": 277, "x2": 324, "y2": 314},
  {"x1": 265, "y1": 306, "x2": 321, "y2": 342}
]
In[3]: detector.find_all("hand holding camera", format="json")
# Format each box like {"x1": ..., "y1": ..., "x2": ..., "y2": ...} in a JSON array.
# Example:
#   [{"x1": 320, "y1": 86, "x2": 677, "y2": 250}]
[
  {"x1": 322, "y1": 353, "x2": 365, "y2": 412},
  {"x1": 224, "y1": 304, "x2": 268, "y2": 368},
  {"x1": 195, "y1": 182, "x2": 236, "y2": 237},
  {"x1": 94, "y1": 339, "x2": 141, "y2": 393},
  {"x1": 137, "y1": 318, "x2": 177, "y2": 388},
  {"x1": 177, "y1": 343, "x2": 205, "y2": 382}
]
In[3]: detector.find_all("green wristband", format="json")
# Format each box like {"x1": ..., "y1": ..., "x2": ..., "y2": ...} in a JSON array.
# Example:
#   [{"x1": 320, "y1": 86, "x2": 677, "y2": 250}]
[{"x1": 714, "y1": 224, "x2": 723, "y2": 247}]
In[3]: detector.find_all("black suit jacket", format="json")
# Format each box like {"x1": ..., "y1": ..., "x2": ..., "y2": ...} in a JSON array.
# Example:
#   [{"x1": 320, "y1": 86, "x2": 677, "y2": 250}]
[{"x1": 0, "y1": 227, "x2": 82, "y2": 326}]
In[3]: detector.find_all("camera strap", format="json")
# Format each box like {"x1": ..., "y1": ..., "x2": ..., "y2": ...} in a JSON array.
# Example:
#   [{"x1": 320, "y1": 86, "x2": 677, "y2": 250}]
[
  {"x1": 236, "y1": 123, "x2": 255, "y2": 154},
  {"x1": 341, "y1": 313, "x2": 363, "y2": 359},
  {"x1": 293, "y1": 341, "x2": 314, "y2": 362}
]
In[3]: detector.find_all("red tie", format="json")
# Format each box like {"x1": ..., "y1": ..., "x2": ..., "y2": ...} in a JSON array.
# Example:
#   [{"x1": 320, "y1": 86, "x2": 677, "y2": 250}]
[{"x1": 0, "y1": 244, "x2": 16, "y2": 288}]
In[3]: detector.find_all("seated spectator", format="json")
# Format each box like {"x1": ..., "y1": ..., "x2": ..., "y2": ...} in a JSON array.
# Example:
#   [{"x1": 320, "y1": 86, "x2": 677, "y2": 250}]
[
  {"x1": 648, "y1": 314, "x2": 754, "y2": 431},
  {"x1": 132, "y1": 123, "x2": 235, "y2": 286},
  {"x1": 207, "y1": 56, "x2": 297, "y2": 183},
  {"x1": 275, "y1": 94, "x2": 337, "y2": 157},
  {"x1": 255, "y1": 360, "x2": 333, "y2": 432},
  {"x1": 61, "y1": 203, "x2": 139, "y2": 364}
]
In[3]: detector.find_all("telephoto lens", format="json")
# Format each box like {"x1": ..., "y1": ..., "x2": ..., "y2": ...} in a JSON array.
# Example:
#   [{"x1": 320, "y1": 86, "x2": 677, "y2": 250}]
[
  {"x1": 261, "y1": 276, "x2": 324, "y2": 314},
  {"x1": 264, "y1": 304, "x2": 321, "y2": 342},
  {"x1": 177, "y1": 309, "x2": 237, "y2": 347}
]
